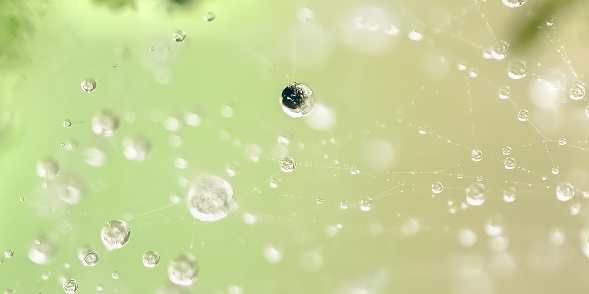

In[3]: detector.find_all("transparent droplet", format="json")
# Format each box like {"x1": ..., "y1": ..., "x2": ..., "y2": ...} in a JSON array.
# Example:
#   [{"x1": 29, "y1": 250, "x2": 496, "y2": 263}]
[
  {"x1": 484, "y1": 214, "x2": 505, "y2": 236},
  {"x1": 269, "y1": 177, "x2": 280, "y2": 188},
  {"x1": 360, "y1": 197, "x2": 373, "y2": 211},
  {"x1": 457, "y1": 173, "x2": 464, "y2": 179},
  {"x1": 28, "y1": 235, "x2": 56, "y2": 264},
  {"x1": 187, "y1": 175, "x2": 233, "y2": 222},
  {"x1": 458, "y1": 229, "x2": 477, "y2": 247},
  {"x1": 502, "y1": 0, "x2": 526, "y2": 8},
  {"x1": 281, "y1": 82, "x2": 315, "y2": 118},
  {"x1": 340, "y1": 201, "x2": 349, "y2": 210},
  {"x1": 350, "y1": 166, "x2": 360, "y2": 175},
  {"x1": 507, "y1": 60, "x2": 527, "y2": 79},
  {"x1": 502, "y1": 146, "x2": 512, "y2": 155},
  {"x1": 316, "y1": 197, "x2": 325, "y2": 204},
  {"x1": 92, "y1": 109, "x2": 119, "y2": 137},
  {"x1": 504, "y1": 157, "x2": 516, "y2": 170},
  {"x1": 471, "y1": 149, "x2": 483, "y2": 162},
  {"x1": 476, "y1": 175, "x2": 483, "y2": 182},
  {"x1": 517, "y1": 109, "x2": 529, "y2": 121},
  {"x1": 123, "y1": 134, "x2": 151, "y2": 161},
  {"x1": 552, "y1": 166, "x2": 560, "y2": 175},
  {"x1": 466, "y1": 182, "x2": 486, "y2": 206},
  {"x1": 264, "y1": 245, "x2": 283, "y2": 263},
  {"x1": 184, "y1": 112, "x2": 202, "y2": 126},
  {"x1": 432, "y1": 182, "x2": 444, "y2": 194},
  {"x1": 571, "y1": 203, "x2": 582, "y2": 215},
  {"x1": 558, "y1": 138, "x2": 567, "y2": 146},
  {"x1": 63, "y1": 279, "x2": 78, "y2": 293},
  {"x1": 61, "y1": 139, "x2": 78, "y2": 151},
  {"x1": 279, "y1": 157, "x2": 295, "y2": 172},
  {"x1": 492, "y1": 40, "x2": 509, "y2": 59},
  {"x1": 418, "y1": 126, "x2": 427, "y2": 135},
  {"x1": 499, "y1": 86, "x2": 510, "y2": 99},
  {"x1": 37, "y1": 157, "x2": 59, "y2": 180},
  {"x1": 101, "y1": 220, "x2": 131, "y2": 250},
  {"x1": 556, "y1": 182, "x2": 575, "y2": 201},
  {"x1": 468, "y1": 68, "x2": 479, "y2": 78},
  {"x1": 225, "y1": 162, "x2": 238, "y2": 177},
  {"x1": 112, "y1": 271, "x2": 120, "y2": 279},
  {"x1": 172, "y1": 30, "x2": 186, "y2": 42},
  {"x1": 63, "y1": 119, "x2": 72, "y2": 128},
  {"x1": 204, "y1": 11, "x2": 216, "y2": 22},
  {"x1": 54, "y1": 176, "x2": 82, "y2": 204},
  {"x1": 503, "y1": 187, "x2": 516, "y2": 202},
  {"x1": 569, "y1": 84, "x2": 585, "y2": 100},
  {"x1": 81, "y1": 78, "x2": 97, "y2": 93},
  {"x1": 163, "y1": 116, "x2": 181, "y2": 132},
  {"x1": 142, "y1": 251, "x2": 160, "y2": 268},
  {"x1": 168, "y1": 254, "x2": 199, "y2": 286},
  {"x1": 78, "y1": 245, "x2": 99, "y2": 266},
  {"x1": 85, "y1": 148, "x2": 107, "y2": 167}
]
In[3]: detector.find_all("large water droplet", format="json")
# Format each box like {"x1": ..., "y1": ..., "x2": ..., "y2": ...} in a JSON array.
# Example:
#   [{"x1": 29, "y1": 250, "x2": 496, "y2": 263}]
[
  {"x1": 187, "y1": 175, "x2": 233, "y2": 222},
  {"x1": 101, "y1": 220, "x2": 131, "y2": 250},
  {"x1": 556, "y1": 182, "x2": 575, "y2": 201},
  {"x1": 466, "y1": 182, "x2": 486, "y2": 206},
  {"x1": 63, "y1": 279, "x2": 78, "y2": 293},
  {"x1": 569, "y1": 84, "x2": 586, "y2": 100},
  {"x1": 281, "y1": 82, "x2": 315, "y2": 118},
  {"x1": 168, "y1": 254, "x2": 199, "y2": 286}
]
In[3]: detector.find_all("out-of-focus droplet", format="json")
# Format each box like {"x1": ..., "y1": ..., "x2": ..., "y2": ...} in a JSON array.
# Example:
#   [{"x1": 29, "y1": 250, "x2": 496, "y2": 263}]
[
  {"x1": 503, "y1": 187, "x2": 516, "y2": 202},
  {"x1": 123, "y1": 134, "x2": 151, "y2": 161},
  {"x1": 340, "y1": 200, "x2": 349, "y2": 209},
  {"x1": 37, "y1": 157, "x2": 59, "y2": 180},
  {"x1": 172, "y1": 30, "x2": 186, "y2": 42},
  {"x1": 112, "y1": 271, "x2": 120, "y2": 279},
  {"x1": 168, "y1": 254, "x2": 199, "y2": 286},
  {"x1": 92, "y1": 109, "x2": 119, "y2": 137},
  {"x1": 204, "y1": 11, "x2": 216, "y2": 22},
  {"x1": 502, "y1": 0, "x2": 526, "y2": 8},
  {"x1": 28, "y1": 236, "x2": 55, "y2": 264},
  {"x1": 264, "y1": 245, "x2": 282, "y2": 263},
  {"x1": 492, "y1": 40, "x2": 509, "y2": 59},
  {"x1": 350, "y1": 166, "x2": 360, "y2": 175}
]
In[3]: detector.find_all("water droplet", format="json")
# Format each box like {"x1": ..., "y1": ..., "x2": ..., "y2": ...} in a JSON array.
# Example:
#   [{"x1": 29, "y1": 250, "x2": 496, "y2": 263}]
[
  {"x1": 360, "y1": 197, "x2": 373, "y2": 211},
  {"x1": 502, "y1": 146, "x2": 512, "y2": 155},
  {"x1": 476, "y1": 175, "x2": 483, "y2": 181},
  {"x1": 504, "y1": 157, "x2": 516, "y2": 169},
  {"x1": 471, "y1": 149, "x2": 483, "y2": 162},
  {"x1": 484, "y1": 214, "x2": 505, "y2": 236},
  {"x1": 458, "y1": 229, "x2": 477, "y2": 247},
  {"x1": 225, "y1": 162, "x2": 238, "y2": 176},
  {"x1": 571, "y1": 203, "x2": 582, "y2": 215},
  {"x1": 184, "y1": 112, "x2": 202, "y2": 126},
  {"x1": 111, "y1": 271, "x2": 120, "y2": 279},
  {"x1": 503, "y1": 187, "x2": 516, "y2": 202},
  {"x1": 28, "y1": 235, "x2": 56, "y2": 264},
  {"x1": 204, "y1": 11, "x2": 216, "y2": 22},
  {"x1": 63, "y1": 279, "x2": 78, "y2": 293},
  {"x1": 264, "y1": 245, "x2": 283, "y2": 263},
  {"x1": 279, "y1": 157, "x2": 295, "y2": 172},
  {"x1": 517, "y1": 109, "x2": 529, "y2": 121},
  {"x1": 507, "y1": 60, "x2": 527, "y2": 79},
  {"x1": 269, "y1": 177, "x2": 280, "y2": 188},
  {"x1": 418, "y1": 126, "x2": 427, "y2": 134},
  {"x1": 499, "y1": 86, "x2": 510, "y2": 99},
  {"x1": 168, "y1": 254, "x2": 199, "y2": 286},
  {"x1": 187, "y1": 175, "x2": 233, "y2": 222},
  {"x1": 164, "y1": 116, "x2": 182, "y2": 132},
  {"x1": 142, "y1": 251, "x2": 160, "y2": 268},
  {"x1": 556, "y1": 182, "x2": 575, "y2": 201},
  {"x1": 502, "y1": 0, "x2": 526, "y2": 8},
  {"x1": 123, "y1": 134, "x2": 151, "y2": 161},
  {"x1": 340, "y1": 200, "x2": 349, "y2": 209},
  {"x1": 558, "y1": 138, "x2": 567, "y2": 146},
  {"x1": 4, "y1": 250, "x2": 13, "y2": 258},
  {"x1": 468, "y1": 68, "x2": 479, "y2": 78},
  {"x1": 92, "y1": 109, "x2": 119, "y2": 137},
  {"x1": 61, "y1": 139, "x2": 78, "y2": 151},
  {"x1": 350, "y1": 166, "x2": 360, "y2": 175},
  {"x1": 101, "y1": 220, "x2": 131, "y2": 250},
  {"x1": 466, "y1": 182, "x2": 486, "y2": 206},
  {"x1": 81, "y1": 78, "x2": 97, "y2": 93},
  {"x1": 569, "y1": 84, "x2": 585, "y2": 100},
  {"x1": 62, "y1": 119, "x2": 72, "y2": 128},
  {"x1": 492, "y1": 40, "x2": 509, "y2": 59},
  {"x1": 316, "y1": 197, "x2": 325, "y2": 204},
  {"x1": 37, "y1": 157, "x2": 59, "y2": 180},
  {"x1": 457, "y1": 173, "x2": 464, "y2": 179},
  {"x1": 78, "y1": 245, "x2": 99, "y2": 266},
  {"x1": 552, "y1": 166, "x2": 560, "y2": 175},
  {"x1": 54, "y1": 176, "x2": 82, "y2": 204},
  {"x1": 172, "y1": 30, "x2": 186, "y2": 42},
  {"x1": 281, "y1": 82, "x2": 315, "y2": 118},
  {"x1": 432, "y1": 182, "x2": 444, "y2": 193}
]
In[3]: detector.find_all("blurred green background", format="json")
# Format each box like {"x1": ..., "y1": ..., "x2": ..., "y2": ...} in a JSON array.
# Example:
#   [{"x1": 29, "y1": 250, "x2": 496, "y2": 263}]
[{"x1": 2, "y1": 0, "x2": 589, "y2": 293}]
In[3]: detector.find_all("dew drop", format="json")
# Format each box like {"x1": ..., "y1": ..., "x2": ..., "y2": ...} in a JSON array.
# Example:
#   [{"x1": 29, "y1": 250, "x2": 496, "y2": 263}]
[
  {"x1": 471, "y1": 149, "x2": 483, "y2": 162},
  {"x1": 279, "y1": 157, "x2": 296, "y2": 173},
  {"x1": 101, "y1": 220, "x2": 131, "y2": 250},
  {"x1": 350, "y1": 166, "x2": 360, "y2": 175},
  {"x1": 264, "y1": 245, "x2": 283, "y2": 263},
  {"x1": 204, "y1": 11, "x2": 216, "y2": 22},
  {"x1": 28, "y1": 235, "x2": 56, "y2": 264},
  {"x1": 432, "y1": 182, "x2": 444, "y2": 194},
  {"x1": 552, "y1": 166, "x2": 559, "y2": 175},
  {"x1": 418, "y1": 126, "x2": 427, "y2": 134},
  {"x1": 503, "y1": 187, "x2": 516, "y2": 202},
  {"x1": 504, "y1": 157, "x2": 516, "y2": 170},
  {"x1": 92, "y1": 109, "x2": 119, "y2": 137},
  {"x1": 37, "y1": 157, "x2": 59, "y2": 180},
  {"x1": 571, "y1": 203, "x2": 582, "y2": 215},
  {"x1": 168, "y1": 254, "x2": 199, "y2": 286},
  {"x1": 457, "y1": 173, "x2": 464, "y2": 179},
  {"x1": 517, "y1": 109, "x2": 529, "y2": 121},
  {"x1": 81, "y1": 78, "x2": 97, "y2": 93},
  {"x1": 172, "y1": 30, "x2": 186, "y2": 42},
  {"x1": 466, "y1": 182, "x2": 486, "y2": 206},
  {"x1": 484, "y1": 214, "x2": 505, "y2": 236},
  {"x1": 316, "y1": 197, "x2": 325, "y2": 204},
  {"x1": 502, "y1": 146, "x2": 512, "y2": 156},
  {"x1": 4, "y1": 250, "x2": 13, "y2": 258},
  {"x1": 142, "y1": 251, "x2": 160, "y2": 268},
  {"x1": 340, "y1": 200, "x2": 349, "y2": 210},
  {"x1": 360, "y1": 197, "x2": 373, "y2": 211},
  {"x1": 269, "y1": 177, "x2": 280, "y2": 188},
  {"x1": 558, "y1": 138, "x2": 567, "y2": 146},
  {"x1": 78, "y1": 245, "x2": 99, "y2": 266},
  {"x1": 62, "y1": 119, "x2": 72, "y2": 128},
  {"x1": 498, "y1": 86, "x2": 510, "y2": 99},
  {"x1": 63, "y1": 279, "x2": 78, "y2": 293},
  {"x1": 556, "y1": 182, "x2": 575, "y2": 201},
  {"x1": 281, "y1": 82, "x2": 315, "y2": 118},
  {"x1": 569, "y1": 84, "x2": 586, "y2": 100},
  {"x1": 492, "y1": 40, "x2": 509, "y2": 60},
  {"x1": 507, "y1": 60, "x2": 527, "y2": 79},
  {"x1": 187, "y1": 175, "x2": 233, "y2": 222},
  {"x1": 123, "y1": 134, "x2": 151, "y2": 161},
  {"x1": 502, "y1": 0, "x2": 527, "y2": 8}
]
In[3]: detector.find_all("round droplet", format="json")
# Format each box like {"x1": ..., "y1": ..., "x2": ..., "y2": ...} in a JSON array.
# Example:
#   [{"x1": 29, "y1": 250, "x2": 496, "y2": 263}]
[
  {"x1": 457, "y1": 173, "x2": 464, "y2": 179},
  {"x1": 54, "y1": 176, "x2": 82, "y2": 204},
  {"x1": 112, "y1": 271, "x2": 120, "y2": 279},
  {"x1": 204, "y1": 11, "x2": 216, "y2": 22},
  {"x1": 418, "y1": 126, "x2": 427, "y2": 134},
  {"x1": 340, "y1": 201, "x2": 349, "y2": 209},
  {"x1": 81, "y1": 78, "x2": 97, "y2": 93},
  {"x1": 507, "y1": 60, "x2": 527, "y2": 79},
  {"x1": 466, "y1": 182, "x2": 486, "y2": 206},
  {"x1": 502, "y1": 146, "x2": 512, "y2": 155},
  {"x1": 350, "y1": 167, "x2": 360, "y2": 175},
  {"x1": 471, "y1": 149, "x2": 483, "y2": 162},
  {"x1": 484, "y1": 214, "x2": 505, "y2": 236},
  {"x1": 168, "y1": 254, "x2": 199, "y2": 286},
  {"x1": 28, "y1": 235, "x2": 56, "y2": 264},
  {"x1": 502, "y1": 0, "x2": 526, "y2": 8},
  {"x1": 63, "y1": 279, "x2": 78, "y2": 293},
  {"x1": 187, "y1": 175, "x2": 233, "y2": 222},
  {"x1": 558, "y1": 138, "x2": 567, "y2": 146},
  {"x1": 123, "y1": 134, "x2": 151, "y2": 161},
  {"x1": 504, "y1": 157, "x2": 516, "y2": 169},
  {"x1": 279, "y1": 157, "x2": 295, "y2": 172},
  {"x1": 360, "y1": 197, "x2": 373, "y2": 211},
  {"x1": 63, "y1": 119, "x2": 72, "y2": 128},
  {"x1": 143, "y1": 251, "x2": 160, "y2": 268},
  {"x1": 101, "y1": 220, "x2": 131, "y2": 250},
  {"x1": 1, "y1": 250, "x2": 10, "y2": 258},
  {"x1": 78, "y1": 245, "x2": 99, "y2": 266},
  {"x1": 264, "y1": 245, "x2": 283, "y2": 263},
  {"x1": 517, "y1": 109, "x2": 529, "y2": 121},
  {"x1": 269, "y1": 177, "x2": 280, "y2": 188},
  {"x1": 499, "y1": 86, "x2": 510, "y2": 99},
  {"x1": 316, "y1": 197, "x2": 325, "y2": 204},
  {"x1": 432, "y1": 182, "x2": 444, "y2": 194},
  {"x1": 280, "y1": 82, "x2": 315, "y2": 118},
  {"x1": 569, "y1": 84, "x2": 585, "y2": 100},
  {"x1": 552, "y1": 166, "x2": 560, "y2": 175},
  {"x1": 492, "y1": 40, "x2": 509, "y2": 60},
  {"x1": 173, "y1": 30, "x2": 186, "y2": 42},
  {"x1": 503, "y1": 187, "x2": 516, "y2": 202},
  {"x1": 92, "y1": 109, "x2": 119, "y2": 137},
  {"x1": 37, "y1": 157, "x2": 59, "y2": 180},
  {"x1": 556, "y1": 182, "x2": 575, "y2": 201}
]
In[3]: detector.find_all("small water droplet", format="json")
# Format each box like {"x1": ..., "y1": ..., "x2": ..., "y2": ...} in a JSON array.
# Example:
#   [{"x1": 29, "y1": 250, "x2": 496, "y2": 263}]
[
  {"x1": 340, "y1": 201, "x2": 349, "y2": 210},
  {"x1": 499, "y1": 86, "x2": 510, "y2": 99},
  {"x1": 569, "y1": 84, "x2": 585, "y2": 100},
  {"x1": 360, "y1": 197, "x2": 373, "y2": 211},
  {"x1": 62, "y1": 119, "x2": 72, "y2": 128},
  {"x1": 4, "y1": 250, "x2": 13, "y2": 258},
  {"x1": 279, "y1": 157, "x2": 296, "y2": 173},
  {"x1": 503, "y1": 187, "x2": 516, "y2": 202},
  {"x1": 552, "y1": 166, "x2": 559, "y2": 175},
  {"x1": 502, "y1": 146, "x2": 512, "y2": 155},
  {"x1": 492, "y1": 40, "x2": 509, "y2": 59},
  {"x1": 123, "y1": 134, "x2": 151, "y2": 161},
  {"x1": 350, "y1": 166, "x2": 360, "y2": 175},
  {"x1": 502, "y1": 0, "x2": 527, "y2": 8},
  {"x1": 81, "y1": 78, "x2": 97, "y2": 93},
  {"x1": 556, "y1": 182, "x2": 574, "y2": 201},
  {"x1": 172, "y1": 30, "x2": 186, "y2": 42},
  {"x1": 504, "y1": 157, "x2": 516, "y2": 169},
  {"x1": 418, "y1": 126, "x2": 427, "y2": 134},
  {"x1": 507, "y1": 60, "x2": 527, "y2": 79},
  {"x1": 558, "y1": 138, "x2": 567, "y2": 146},
  {"x1": 112, "y1": 271, "x2": 120, "y2": 279},
  {"x1": 432, "y1": 182, "x2": 444, "y2": 193},
  {"x1": 204, "y1": 11, "x2": 216, "y2": 22},
  {"x1": 471, "y1": 149, "x2": 483, "y2": 162},
  {"x1": 281, "y1": 82, "x2": 315, "y2": 118},
  {"x1": 168, "y1": 254, "x2": 199, "y2": 286},
  {"x1": 517, "y1": 109, "x2": 529, "y2": 121},
  {"x1": 466, "y1": 182, "x2": 486, "y2": 206},
  {"x1": 63, "y1": 279, "x2": 78, "y2": 293}
]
